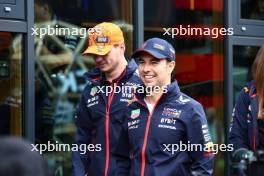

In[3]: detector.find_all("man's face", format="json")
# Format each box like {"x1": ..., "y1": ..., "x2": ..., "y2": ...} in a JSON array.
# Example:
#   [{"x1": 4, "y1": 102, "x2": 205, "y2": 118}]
[
  {"x1": 138, "y1": 52, "x2": 175, "y2": 88},
  {"x1": 34, "y1": 3, "x2": 43, "y2": 22},
  {"x1": 34, "y1": 3, "x2": 52, "y2": 23},
  {"x1": 92, "y1": 44, "x2": 124, "y2": 74}
]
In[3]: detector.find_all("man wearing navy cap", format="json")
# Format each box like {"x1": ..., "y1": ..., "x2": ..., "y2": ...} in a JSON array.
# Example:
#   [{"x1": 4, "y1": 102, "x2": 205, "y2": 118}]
[{"x1": 115, "y1": 38, "x2": 215, "y2": 176}]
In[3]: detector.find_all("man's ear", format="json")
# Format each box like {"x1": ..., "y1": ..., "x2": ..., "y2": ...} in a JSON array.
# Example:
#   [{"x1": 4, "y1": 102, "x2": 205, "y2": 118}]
[
  {"x1": 168, "y1": 61, "x2": 176, "y2": 73},
  {"x1": 119, "y1": 42, "x2": 126, "y2": 53}
]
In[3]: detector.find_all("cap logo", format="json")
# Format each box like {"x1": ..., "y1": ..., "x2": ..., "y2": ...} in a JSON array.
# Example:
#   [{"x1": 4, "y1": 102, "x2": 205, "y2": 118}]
[
  {"x1": 153, "y1": 43, "x2": 165, "y2": 51},
  {"x1": 96, "y1": 36, "x2": 109, "y2": 43},
  {"x1": 97, "y1": 46, "x2": 105, "y2": 52}
]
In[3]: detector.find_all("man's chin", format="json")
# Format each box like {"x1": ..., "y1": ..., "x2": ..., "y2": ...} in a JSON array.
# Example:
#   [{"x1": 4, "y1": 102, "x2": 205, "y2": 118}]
[
  {"x1": 100, "y1": 67, "x2": 110, "y2": 72},
  {"x1": 143, "y1": 82, "x2": 157, "y2": 88}
]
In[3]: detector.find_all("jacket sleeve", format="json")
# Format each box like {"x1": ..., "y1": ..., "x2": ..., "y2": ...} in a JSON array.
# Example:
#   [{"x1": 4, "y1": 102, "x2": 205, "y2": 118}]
[
  {"x1": 229, "y1": 88, "x2": 251, "y2": 153},
  {"x1": 72, "y1": 90, "x2": 94, "y2": 176},
  {"x1": 187, "y1": 103, "x2": 215, "y2": 176},
  {"x1": 114, "y1": 112, "x2": 130, "y2": 176}
]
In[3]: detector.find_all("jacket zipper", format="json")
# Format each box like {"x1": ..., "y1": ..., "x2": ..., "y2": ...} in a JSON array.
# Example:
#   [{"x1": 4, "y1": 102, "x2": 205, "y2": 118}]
[
  {"x1": 140, "y1": 95, "x2": 163, "y2": 176},
  {"x1": 104, "y1": 83, "x2": 115, "y2": 176},
  {"x1": 104, "y1": 70, "x2": 126, "y2": 176}
]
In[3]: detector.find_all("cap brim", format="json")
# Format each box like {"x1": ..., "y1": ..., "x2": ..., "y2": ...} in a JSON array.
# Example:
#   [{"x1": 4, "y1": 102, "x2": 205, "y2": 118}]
[
  {"x1": 131, "y1": 49, "x2": 167, "y2": 59},
  {"x1": 83, "y1": 45, "x2": 113, "y2": 56}
]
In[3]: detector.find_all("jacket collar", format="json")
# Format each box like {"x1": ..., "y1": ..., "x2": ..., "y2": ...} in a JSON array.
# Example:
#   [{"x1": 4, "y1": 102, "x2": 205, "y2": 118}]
[
  {"x1": 83, "y1": 59, "x2": 138, "y2": 84},
  {"x1": 247, "y1": 80, "x2": 257, "y2": 97},
  {"x1": 135, "y1": 80, "x2": 181, "y2": 103}
]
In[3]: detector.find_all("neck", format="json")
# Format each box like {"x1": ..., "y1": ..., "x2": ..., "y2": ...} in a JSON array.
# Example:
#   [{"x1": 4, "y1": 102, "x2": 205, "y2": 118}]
[
  {"x1": 105, "y1": 56, "x2": 127, "y2": 82},
  {"x1": 145, "y1": 90, "x2": 163, "y2": 104}
]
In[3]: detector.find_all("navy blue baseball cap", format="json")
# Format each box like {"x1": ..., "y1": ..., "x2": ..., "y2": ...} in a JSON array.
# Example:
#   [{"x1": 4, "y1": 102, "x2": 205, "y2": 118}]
[{"x1": 131, "y1": 38, "x2": 176, "y2": 61}]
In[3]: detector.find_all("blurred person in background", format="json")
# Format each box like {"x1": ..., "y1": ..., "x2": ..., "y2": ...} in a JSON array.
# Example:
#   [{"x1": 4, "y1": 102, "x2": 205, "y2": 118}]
[
  {"x1": 0, "y1": 137, "x2": 47, "y2": 176},
  {"x1": 229, "y1": 45, "x2": 264, "y2": 152},
  {"x1": 34, "y1": 0, "x2": 80, "y2": 144},
  {"x1": 34, "y1": 0, "x2": 76, "y2": 70}
]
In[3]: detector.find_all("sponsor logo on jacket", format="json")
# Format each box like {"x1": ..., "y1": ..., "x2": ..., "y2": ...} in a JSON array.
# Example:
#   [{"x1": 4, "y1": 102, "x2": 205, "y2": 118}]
[
  {"x1": 176, "y1": 95, "x2": 190, "y2": 104},
  {"x1": 90, "y1": 86, "x2": 98, "y2": 96},
  {"x1": 86, "y1": 96, "x2": 99, "y2": 107},
  {"x1": 131, "y1": 109, "x2": 140, "y2": 119},
  {"x1": 162, "y1": 108, "x2": 181, "y2": 118}
]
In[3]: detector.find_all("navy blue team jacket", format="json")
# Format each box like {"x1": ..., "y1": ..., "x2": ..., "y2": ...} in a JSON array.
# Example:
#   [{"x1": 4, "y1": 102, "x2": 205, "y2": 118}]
[
  {"x1": 229, "y1": 81, "x2": 260, "y2": 153},
  {"x1": 72, "y1": 59, "x2": 141, "y2": 176},
  {"x1": 115, "y1": 80, "x2": 214, "y2": 176}
]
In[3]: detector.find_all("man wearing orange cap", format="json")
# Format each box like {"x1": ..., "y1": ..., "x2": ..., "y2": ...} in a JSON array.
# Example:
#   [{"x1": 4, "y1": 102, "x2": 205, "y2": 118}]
[{"x1": 72, "y1": 22, "x2": 141, "y2": 176}]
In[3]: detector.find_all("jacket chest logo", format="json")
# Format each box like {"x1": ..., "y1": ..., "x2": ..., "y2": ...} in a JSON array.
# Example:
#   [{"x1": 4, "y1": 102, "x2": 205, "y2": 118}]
[
  {"x1": 176, "y1": 95, "x2": 190, "y2": 104},
  {"x1": 86, "y1": 96, "x2": 99, "y2": 107},
  {"x1": 90, "y1": 86, "x2": 98, "y2": 96},
  {"x1": 131, "y1": 109, "x2": 140, "y2": 119},
  {"x1": 161, "y1": 108, "x2": 181, "y2": 118}
]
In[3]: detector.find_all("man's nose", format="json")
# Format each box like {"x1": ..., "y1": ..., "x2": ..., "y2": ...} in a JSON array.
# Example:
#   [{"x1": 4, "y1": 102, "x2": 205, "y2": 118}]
[
  {"x1": 94, "y1": 55, "x2": 104, "y2": 62},
  {"x1": 141, "y1": 63, "x2": 151, "y2": 73}
]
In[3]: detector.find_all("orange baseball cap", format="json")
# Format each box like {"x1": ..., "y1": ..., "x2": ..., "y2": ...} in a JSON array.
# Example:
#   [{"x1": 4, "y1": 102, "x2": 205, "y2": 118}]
[{"x1": 83, "y1": 22, "x2": 124, "y2": 56}]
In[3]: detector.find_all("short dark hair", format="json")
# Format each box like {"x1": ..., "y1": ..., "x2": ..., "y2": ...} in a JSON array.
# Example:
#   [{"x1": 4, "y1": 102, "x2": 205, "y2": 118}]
[
  {"x1": 166, "y1": 60, "x2": 176, "y2": 80},
  {"x1": 35, "y1": 0, "x2": 51, "y2": 6},
  {"x1": 35, "y1": 0, "x2": 54, "y2": 14},
  {"x1": 0, "y1": 137, "x2": 47, "y2": 176}
]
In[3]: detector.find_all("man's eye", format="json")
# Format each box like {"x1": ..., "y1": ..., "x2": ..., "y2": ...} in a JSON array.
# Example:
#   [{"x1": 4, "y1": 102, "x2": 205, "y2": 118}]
[
  {"x1": 138, "y1": 60, "x2": 144, "y2": 64},
  {"x1": 151, "y1": 61, "x2": 159, "y2": 64}
]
